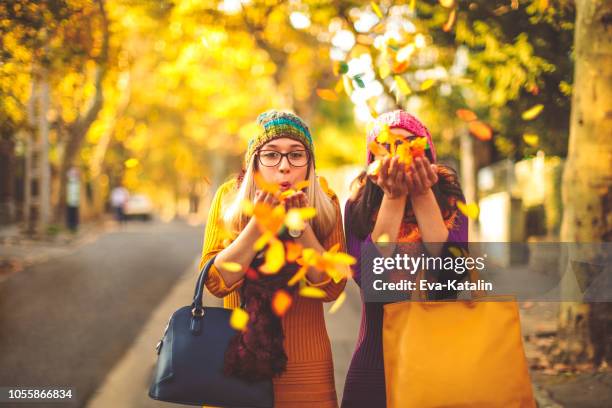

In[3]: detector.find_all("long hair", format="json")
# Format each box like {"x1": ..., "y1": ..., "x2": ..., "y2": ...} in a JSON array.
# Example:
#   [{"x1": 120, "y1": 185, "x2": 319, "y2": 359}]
[
  {"x1": 221, "y1": 154, "x2": 337, "y2": 242},
  {"x1": 346, "y1": 164, "x2": 465, "y2": 240}
]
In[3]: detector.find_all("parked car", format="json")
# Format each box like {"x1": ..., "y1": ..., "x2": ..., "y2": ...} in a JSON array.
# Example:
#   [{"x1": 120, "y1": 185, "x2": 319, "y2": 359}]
[{"x1": 124, "y1": 194, "x2": 154, "y2": 221}]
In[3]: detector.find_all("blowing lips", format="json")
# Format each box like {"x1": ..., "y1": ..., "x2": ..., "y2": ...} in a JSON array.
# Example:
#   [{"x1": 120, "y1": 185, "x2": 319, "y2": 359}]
[{"x1": 279, "y1": 182, "x2": 292, "y2": 191}]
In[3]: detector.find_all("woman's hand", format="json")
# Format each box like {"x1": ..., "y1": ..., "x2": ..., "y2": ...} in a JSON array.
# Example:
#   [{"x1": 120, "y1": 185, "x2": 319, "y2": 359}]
[
  {"x1": 254, "y1": 190, "x2": 280, "y2": 206},
  {"x1": 283, "y1": 190, "x2": 308, "y2": 210},
  {"x1": 368, "y1": 156, "x2": 410, "y2": 199},
  {"x1": 407, "y1": 157, "x2": 438, "y2": 197}
]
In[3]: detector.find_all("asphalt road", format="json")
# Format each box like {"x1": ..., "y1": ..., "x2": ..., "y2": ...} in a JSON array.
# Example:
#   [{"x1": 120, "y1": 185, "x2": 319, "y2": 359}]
[{"x1": 0, "y1": 220, "x2": 203, "y2": 407}]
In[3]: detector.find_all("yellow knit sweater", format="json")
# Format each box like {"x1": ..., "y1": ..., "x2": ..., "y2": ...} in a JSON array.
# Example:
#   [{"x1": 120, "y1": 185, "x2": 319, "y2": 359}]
[{"x1": 199, "y1": 179, "x2": 347, "y2": 408}]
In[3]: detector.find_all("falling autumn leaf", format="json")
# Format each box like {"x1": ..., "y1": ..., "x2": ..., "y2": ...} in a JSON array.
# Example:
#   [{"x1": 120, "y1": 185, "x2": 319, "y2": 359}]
[
  {"x1": 420, "y1": 79, "x2": 436, "y2": 91},
  {"x1": 371, "y1": 2, "x2": 383, "y2": 19},
  {"x1": 288, "y1": 264, "x2": 309, "y2": 286},
  {"x1": 329, "y1": 291, "x2": 347, "y2": 314},
  {"x1": 448, "y1": 246, "x2": 464, "y2": 258},
  {"x1": 294, "y1": 180, "x2": 310, "y2": 191},
  {"x1": 260, "y1": 237, "x2": 285, "y2": 274},
  {"x1": 334, "y1": 79, "x2": 344, "y2": 94},
  {"x1": 392, "y1": 61, "x2": 409, "y2": 74},
  {"x1": 379, "y1": 60, "x2": 391, "y2": 79},
  {"x1": 457, "y1": 201, "x2": 480, "y2": 220},
  {"x1": 442, "y1": 7, "x2": 457, "y2": 32},
  {"x1": 456, "y1": 109, "x2": 478, "y2": 122},
  {"x1": 254, "y1": 230, "x2": 273, "y2": 251},
  {"x1": 376, "y1": 233, "x2": 390, "y2": 243},
  {"x1": 523, "y1": 133, "x2": 540, "y2": 147},
  {"x1": 299, "y1": 286, "x2": 327, "y2": 299},
  {"x1": 394, "y1": 75, "x2": 411, "y2": 95},
  {"x1": 368, "y1": 141, "x2": 390, "y2": 157},
  {"x1": 439, "y1": 0, "x2": 455, "y2": 7},
  {"x1": 468, "y1": 121, "x2": 493, "y2": 141},
  {"x1": 254, "y1": 172, "x2": 280, "y2": 194},
  {"x1": 521, "y1": 104, "x2": 544, "y2": 120},
  {"x1": 220, "y1": 262, "x2": 242, "y2": 273},
  {"x1": 241, "y1": 199, "x2": 254, "y2": 216},
  {"x1": 272, "y1": 290, "x2": 293, "y2": 317},
  {"x1": 316, "y1": 88, "x2": 338, "y2": 101},
  {"x1": 285, "y1": 241, "x2": 303, "y2": 262},
  {"x1": 230, "y1": 308, "x2": 249, "y2": 331}
]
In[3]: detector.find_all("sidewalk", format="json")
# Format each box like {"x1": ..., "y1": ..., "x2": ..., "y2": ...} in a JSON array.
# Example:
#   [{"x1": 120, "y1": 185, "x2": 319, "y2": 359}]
[{"x1": 0, "y1": 219, "x2": 112, "y2": 283}]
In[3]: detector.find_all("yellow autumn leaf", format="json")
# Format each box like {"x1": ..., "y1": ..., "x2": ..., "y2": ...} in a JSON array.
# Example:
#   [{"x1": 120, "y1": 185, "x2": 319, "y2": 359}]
[
  {"x1": 523, "y1": 133, "x2": 539, "y2": 146},
  {"x1": 439, "y1": 0, "x2": 455, "y2": 8},
  {"x1": 457, "y1": 201, "x2": 480, "y2": 220},
  {"x1": 379, "y1": 60, "x2": 391, "y2": 79},
  {"x1": 279, "y1": 189, "x2": 297, "y2": 200},
  {"x1": 334, "y1": 79, "x2": 344, "y2": 94},
  {"x1": 260, "y1": 237, "x2": 285, "y2": 274},
  {"x1": 299, "y1": 286, "x2": 327, "y2": 299},
  {"x1": 448, "y1": 246, "x2": 463, "y2": 258},
  {"x1": 420, "y1": 79, "x2": 436, "y2": 91},
  {"x1": 376, "y1": 233, "x2": 390, "y2": 243},
  {"x1": 230, "y1": 308, "x2": 249, "y2": 331},
  {"x1": 323, "y1": 251, "x2": 357, "y2": 265},
  {"x1": 288, "y1": 264, "x2": 309, "y2": 286},
  {"x1": 253, "y1": 230, "x2": 273, "y2": 251},
  {"x1": 396, "y1": 143, "x2": 413, "y2": 166},
  {"x1": 328, "y1": 291, "x2": 347, "y2": 314},
  {"x1": 241, "y1": 199, "x2": 254, "y2": 216},
  {"x1": 394, "y1": 75, "x2": 411, "y2": 95},
  {"x1": 521, "y1": 104, "x2": 544, "y2": 121},
  {"x1": 318, "y1": 176, "x2": 331, "y2": 195},
  {"x1": 220, "y1": 262, "x2": 242, "y2": 273},
  {"x1": 377, "y1": 124, "x2": 390, "y2": 143},
  {"x1": 371, "y1": 2, "x2": 383, "y2": 19}
]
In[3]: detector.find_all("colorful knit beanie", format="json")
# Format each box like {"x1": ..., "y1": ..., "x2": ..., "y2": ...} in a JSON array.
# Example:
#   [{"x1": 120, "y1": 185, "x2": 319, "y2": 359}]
[
  {"x1": 366, "y1": 109, "x2": 437, "y2": 165},
  {"x1": 245, "y1": 110, "x2": 315, "y2": 167}
]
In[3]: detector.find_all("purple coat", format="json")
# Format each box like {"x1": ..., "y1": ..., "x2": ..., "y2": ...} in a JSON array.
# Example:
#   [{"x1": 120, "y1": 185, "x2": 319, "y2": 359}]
[{"x1": 341, "y1": 200, "x2": 469, "y2": 408}]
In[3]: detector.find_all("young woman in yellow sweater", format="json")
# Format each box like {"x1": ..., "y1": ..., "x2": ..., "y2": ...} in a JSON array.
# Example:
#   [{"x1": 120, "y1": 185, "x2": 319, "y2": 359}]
[{"x1": 199, "y1": 110, "x2": 347, "y2": 408}]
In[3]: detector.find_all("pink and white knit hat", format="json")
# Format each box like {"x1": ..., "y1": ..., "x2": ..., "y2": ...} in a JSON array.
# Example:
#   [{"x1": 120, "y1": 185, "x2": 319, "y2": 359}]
[{"x1": 366, "y1": 110, "x2": 437, "y2": 165}]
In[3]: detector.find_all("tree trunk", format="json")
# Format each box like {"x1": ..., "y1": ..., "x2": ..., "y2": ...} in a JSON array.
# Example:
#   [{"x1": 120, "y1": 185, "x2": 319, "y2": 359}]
[{"x1": 556, "y1": 0, "x2": 612, "y2": 368}]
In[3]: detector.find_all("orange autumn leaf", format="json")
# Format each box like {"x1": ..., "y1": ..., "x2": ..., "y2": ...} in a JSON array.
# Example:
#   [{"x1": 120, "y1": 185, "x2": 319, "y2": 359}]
[
  {"x1": 368, "y1": 140, "x2": 390, "y2": 157},
  {"x1": 230, "y1": 308, "x2": 249, "y2": 331},
  {"x1": 468, "y1": 121, "x2": 493, "y2": 141},
  {"x1": 328, "y1": 243, "x2": 340, "y2": 253},
  {"x1": 396, "y1": 143, "x2": 413, "y2": 166},
  {"x1": 285, "y1": 241, "x2": 303, "y2": 262},
  {"x1": 316, "y1": 88, "x2": 338, "y2": 102},
  {"x1": 260, "y1": 237, "x2": 285, "y2": 274},
  {"x1": 254, "y1": 172, "x2": 280, "y2": 194},
  {"x1": 299, "y1": 286, "x2": 327, "y2": 299},
  {"x1": 392, "y1": 61, "x2": 409, "y2": 74},
  {"x1": 456, "y1": 109, "x2": 478, "y2": 122},
  {"x1": 272, "y1": 290, "x2": 293, "y2": 317},
  {"x1": 294, "y1": 180, "x2": 310, "y2": 191}
]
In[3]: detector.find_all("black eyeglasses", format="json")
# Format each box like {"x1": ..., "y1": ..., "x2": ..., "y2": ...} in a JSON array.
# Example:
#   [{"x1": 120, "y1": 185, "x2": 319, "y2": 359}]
[{"x1": 257, "y1": 150, "x2": 310, "y2": 167}]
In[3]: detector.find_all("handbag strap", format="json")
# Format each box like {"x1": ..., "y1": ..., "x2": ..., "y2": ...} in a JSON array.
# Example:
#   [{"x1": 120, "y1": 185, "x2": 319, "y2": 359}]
[{"x1": 192, "y1": 256, "x2": 246, "y2": 314}]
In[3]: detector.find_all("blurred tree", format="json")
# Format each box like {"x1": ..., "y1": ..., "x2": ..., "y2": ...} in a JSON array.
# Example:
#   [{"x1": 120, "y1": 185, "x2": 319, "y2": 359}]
[{"x1": 557, "y1": 0, "x2": 612, "y2": 368}]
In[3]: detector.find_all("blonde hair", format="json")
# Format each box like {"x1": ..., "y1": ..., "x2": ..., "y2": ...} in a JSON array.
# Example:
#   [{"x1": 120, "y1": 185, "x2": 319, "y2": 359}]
[{"x1": 222, "y1": 156, "x2": 337, "y2": 242}]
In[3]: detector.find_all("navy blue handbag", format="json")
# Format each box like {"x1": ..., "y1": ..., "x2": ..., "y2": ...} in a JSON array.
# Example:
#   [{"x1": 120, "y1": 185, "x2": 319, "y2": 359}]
[{"x1": 148, "y1": 256, "x2": 274, "y2": 407}]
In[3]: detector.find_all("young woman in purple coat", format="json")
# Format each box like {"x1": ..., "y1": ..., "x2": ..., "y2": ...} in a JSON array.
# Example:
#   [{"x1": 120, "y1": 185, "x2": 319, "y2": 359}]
[{"x1": 341, "y1": 110, "x2": 469, "y2": 408}]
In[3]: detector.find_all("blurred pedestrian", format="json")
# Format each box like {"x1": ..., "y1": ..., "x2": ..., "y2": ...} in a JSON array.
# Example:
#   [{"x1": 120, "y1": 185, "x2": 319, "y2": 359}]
[
  {"x1": 110, "y1": 184, "x2": 129, "y2": 224},
  {"x1": 66, "y1": 167, "x2": 80, "y2": 232}
]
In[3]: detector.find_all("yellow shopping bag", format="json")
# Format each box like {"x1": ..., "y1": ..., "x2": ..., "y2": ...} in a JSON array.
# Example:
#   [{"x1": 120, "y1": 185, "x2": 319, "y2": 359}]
[{"x1": 382, "y1": 269, "x2": 536, "y2": 408}]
